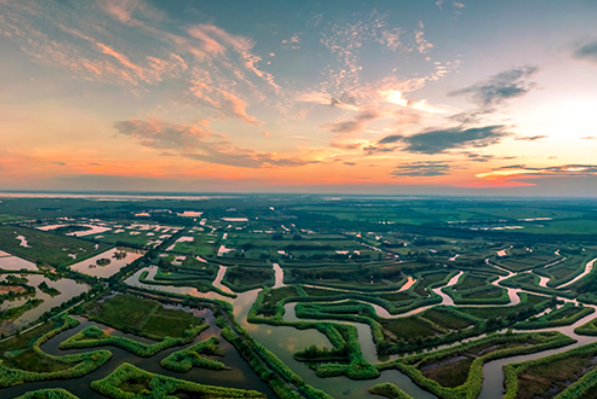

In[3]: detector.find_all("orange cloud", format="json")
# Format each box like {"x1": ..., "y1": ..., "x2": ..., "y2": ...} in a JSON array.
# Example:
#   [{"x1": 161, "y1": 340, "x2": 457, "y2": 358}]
[{"x1": 476, "y1": 164, "x2": 597, "y2": 181}]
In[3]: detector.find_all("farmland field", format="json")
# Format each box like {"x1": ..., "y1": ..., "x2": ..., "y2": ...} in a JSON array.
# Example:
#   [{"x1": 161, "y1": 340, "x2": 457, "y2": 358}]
[{"x1": 1, "y1": 194, "x2": 597, "y2": 399}]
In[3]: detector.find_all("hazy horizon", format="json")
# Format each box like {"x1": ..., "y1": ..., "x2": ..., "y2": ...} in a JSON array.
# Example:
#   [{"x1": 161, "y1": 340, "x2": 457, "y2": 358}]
[{"x1": 2, "y1": 0, "x2": 597, "y2": 195}]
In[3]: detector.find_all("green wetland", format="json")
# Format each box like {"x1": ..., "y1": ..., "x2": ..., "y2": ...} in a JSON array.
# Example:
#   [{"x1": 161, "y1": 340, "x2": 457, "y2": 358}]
[{"x1": 2, "y1": 194, "x2": 597, "y2": 398}]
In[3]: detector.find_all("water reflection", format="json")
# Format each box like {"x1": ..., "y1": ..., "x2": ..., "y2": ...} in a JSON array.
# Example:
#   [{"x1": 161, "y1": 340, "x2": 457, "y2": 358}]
[
  {"x1": 122, "y1": 259, "x2": 597, "y2": 399},
  {"x1": 0, "y1": 274, "x2": 90, "y2": 335},
  {"x1": 69, "y1": 247, "x2": 144, "y2": 278}
]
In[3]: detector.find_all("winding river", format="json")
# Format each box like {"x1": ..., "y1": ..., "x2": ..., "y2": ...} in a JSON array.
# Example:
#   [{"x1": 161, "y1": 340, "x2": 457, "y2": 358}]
[{"x1": 123, "y1": 256, "x2": 597, "y2": 399}]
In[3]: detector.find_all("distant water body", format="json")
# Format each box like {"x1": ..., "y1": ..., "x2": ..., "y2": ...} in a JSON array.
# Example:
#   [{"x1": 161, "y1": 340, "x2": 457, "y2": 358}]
[{"x1": 0, "y1": 192, "x2": 240, "y2": 201}]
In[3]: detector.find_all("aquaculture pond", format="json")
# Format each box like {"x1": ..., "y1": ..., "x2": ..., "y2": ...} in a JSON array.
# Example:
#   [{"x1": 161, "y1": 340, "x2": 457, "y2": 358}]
[
  {"x1": 125, "y1": 265, "x2": 439, "y2": 399},
  {"x1": 0, "y1": 274, "x2": 90, "y2": 335},
  {"x1": 0, "y1": 253, "x2": 37, "y2": 271},
  {"x1": 124, "y1": 259, "x2": 597, "y2": 399},
  {"x1": 69, "y1": 247, "x2": 144, "y2": 278},
  {"x1": 0, "y1": 306, "x2": 276, "y2": 399}
]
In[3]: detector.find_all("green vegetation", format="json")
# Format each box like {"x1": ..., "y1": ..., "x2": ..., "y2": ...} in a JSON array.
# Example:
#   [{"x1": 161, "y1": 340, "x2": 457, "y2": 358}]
[
  {"x1": 516, "y1": 303, "x2": 595, "y2": 329},
  {"x1": 1, "y1": 298, "x2": 44, "y2": 321},
  {"x1": 140, "y1": 267, "x2": 234, "y2": 298},
  {"x1": 37, "y1": 281, "x2": 61, "y2": 296},
  {"x1": 53, "y1": 225, "x2": 92, "y2": 235},
  {"x1": 412, "y1": 270, "x2": 455, "y2": 296},
  {"x1": 0, "y1": 315, "x2": 111, "y2": 388},
  {"x1": 494, "y1": 252, "x2": 562, "y2": 272},
  {"x1": 82, "y1": 294, "x2": 204, "y2": 339},
  {"x1": 217, "y1": 312, "x2": 334, "y2": 399},
  {"x1": 0, "y1": 214, "x2": 27, "y2": 223},
  {"x1": 223, "y1": 266, "x2": 275, "y2": 291},
  {"x1": 14, "y1": 388, "x2": 79, "y2": 399},
  {"x1": 443, "y1": 284, "x2": 510, "y2": 305},
  {"x1": 3, "y1": 196, "x2": 597, "y2": 398},
  {"x1": 257, "y1": 286, "x2": 298, "y2": 316},
  {"x1": 0, "y1": 226, "x2": 105, "y2": 267},
  {"x1": 379, "y1": 331, "x2": 574, "y2": 399},
  {"x1": 457, "y1": 293, "x2": 553, "y2": 321},
  {"x1": 160, "y1": 336, "x2": 228, "y2": 372},
  {"x1": 536, "y1": 252, "x2": 597, "y2": 287},
  {"x1": 0, "y1": 282, "x2": 35, "y2": 304},
  {"x1": 500, "y1": 271, "x2": 576, "y2": 299},
  {"x1": 574, "y1": 315, "x2": 597, "y2": 336},
  {"x1": 59, "y1": 323, "x2": 207, "y2": 356},
  {"x1": 369, "y1": 383, "x2": 415, "y2": 399},
  {"x1": 503, "y1": 341, "x2": 597, "y2": 399},
  {"x1": 90, "y1": 363, "x2": 265, "y2": 398}
]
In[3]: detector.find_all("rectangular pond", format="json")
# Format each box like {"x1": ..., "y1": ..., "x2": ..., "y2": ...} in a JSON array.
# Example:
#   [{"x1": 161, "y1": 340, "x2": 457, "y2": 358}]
[
  {"x1": 69, "y1": 247, "x2": 145, "y2": 278},
  {"x1": 0, "y1": 274, "x2": 91, "y2": 335}
]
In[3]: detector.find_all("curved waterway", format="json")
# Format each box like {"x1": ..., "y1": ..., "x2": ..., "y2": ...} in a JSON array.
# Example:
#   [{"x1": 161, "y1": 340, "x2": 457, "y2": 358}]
[
  {"x1": 123, "y1": 260, "x2": 597, "y2": 399},
  {"x1": 1, "y1": 306, "x2": 276, "y2": 399},
  {"x1": 125, "y1": 264, "x2": 440, "y2": 398},
  {"x1": 557, "y1": 256, "x2": 597, "y2": 289}
]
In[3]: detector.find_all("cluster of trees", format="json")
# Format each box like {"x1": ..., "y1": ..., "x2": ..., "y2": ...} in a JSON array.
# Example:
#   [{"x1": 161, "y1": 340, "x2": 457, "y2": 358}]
[
  {"x1": 216, "y1": 312, "x2": 333, "y2": 399},
  {"x1": 39, "y1": 286, "x2": 104, "y2": 324},
  {"x1": 1, "y1": 298, "x2": 44, "y2": 322},
  {"x1": 161, "y1": 336, "x2": 227, "y2": 372},
  {"x1": 224, "y1": 266, "x2": 274, "y2": 291},
  {"x1": 0, "y1": 316, "x2": 112, "y2": 389},
  {"x1": 503, "y1": 340, "x2": 597, "y2": 399},
  {"x1": 37, "y1": 281, "x2": 61, "y2": 296},
  {"x1": 368, "y1": 383, "x2": 414, "y2": 399},
  {"x1": 295, "y1": 343, "x2": 349, "y2": 361},
  {"x1": 90, "y1": 363, "x2": 264, "y2": 399},
  {"x1": 5, "y1": 275, "x2": 29, "y2": 285},
  {"x1": 59, "y1": 324, "x2": 207, "y2": 357},
  {"x1": 517, "y1": 303, "x2": 594, "y2": 330},
  {"x1": 14, "y1": 388, "x2": 79, "y2": 399},
  {"x1": 0, "y1": 280, "x2": 35, "y2": 305},
  {"x1": 377, "y1": 298, "x2": 556, "y2": 355},
  {"x1": 389, "y1": 331, "x2": 575, "y2": 399}
]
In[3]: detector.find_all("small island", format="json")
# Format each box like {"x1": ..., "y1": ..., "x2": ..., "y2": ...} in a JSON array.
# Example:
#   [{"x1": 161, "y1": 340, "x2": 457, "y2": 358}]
[
  {"x1": 96, "y1": 258, "x2": 111, "y2": 267},
  {"x1": 112, "y1": 251, "x2": 127, "y2": 260},
  {"x1": 54, "y1": 225, "x2": 93, "y2": 235},
  {"x1": 37, "y1": 281, "x2": 61, "y2": 296}
]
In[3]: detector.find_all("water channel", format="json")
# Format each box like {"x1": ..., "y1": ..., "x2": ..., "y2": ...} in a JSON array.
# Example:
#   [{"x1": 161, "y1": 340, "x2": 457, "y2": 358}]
[
  {"x1": 123, "y1": 256, "x2": 597, "y2": 399},
  {"x1": 1, "y1": 305, "x2": 276, "y2": 399},
  {"x1": 5, "y1": 254, "x2": 596, "y2": 398}
]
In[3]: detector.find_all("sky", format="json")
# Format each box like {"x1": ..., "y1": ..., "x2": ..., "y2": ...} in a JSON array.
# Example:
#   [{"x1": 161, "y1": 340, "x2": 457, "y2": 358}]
[{"x1": 1, "y1": 0, "x2": 597, "y2": 196}]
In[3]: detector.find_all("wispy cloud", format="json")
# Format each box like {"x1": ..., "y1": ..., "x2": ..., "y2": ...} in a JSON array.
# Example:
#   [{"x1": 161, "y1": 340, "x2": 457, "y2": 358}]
[
  {"x1": 415, "y1": 21, "x2": 433, "y2": 54},
  {"x1": 318, "y1": 11, "x2": 443, "y2": 93},
  {"x1": 392, "y1": 161, "x2": 453, "y2": 177},
  {"x1": 448, "y1": 66, "x2": 538, "y2": 108},
  {"x1": 97, "y1": 0, "x2": 165, "y2": 25},
  {"x1": 113, "y1": 119, "x2": 315, "y2": 168},
  {"x1": 572, "y1": 40, "x2": 597, "y2": 62},
  {"x1": 296, "y1": 91, "x2": 360, "y2": 111},
  {"x1": 477, "y1": 164, "x2": 597, "y2": 180},
  {"x1": 515, "y1": 135, "x2": 547, "y2": 141},
  {"x1": 0, "y1": 0, "x2": 277, "y2": 125},
  {"x1": 464, "y1": 153, "x2": 495, "y2": 162},
  {"x1": 324, "y1": 110, "x2": 380, "y2": 134},
  {"x1": 281, "y1": 33, "x2": 301, "y2": 50}
]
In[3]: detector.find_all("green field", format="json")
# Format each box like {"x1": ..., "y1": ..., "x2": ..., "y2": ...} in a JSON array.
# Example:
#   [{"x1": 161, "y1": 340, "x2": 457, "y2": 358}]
[
  {"x1": 0, "y1": 226, "x2": 107, "y2": 267},
  {"x1": 83, "y1": 294, "x2": 203, "y2": 339}
]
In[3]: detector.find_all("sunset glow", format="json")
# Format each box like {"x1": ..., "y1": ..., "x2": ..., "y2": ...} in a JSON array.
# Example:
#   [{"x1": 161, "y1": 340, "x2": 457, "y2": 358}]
[{"x1": 1, "y1": 0, "x2": 597, "y2": 195}]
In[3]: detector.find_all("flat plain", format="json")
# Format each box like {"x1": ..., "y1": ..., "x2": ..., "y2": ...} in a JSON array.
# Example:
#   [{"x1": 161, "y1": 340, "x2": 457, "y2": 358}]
[{"x1": 1, "y1": 194, "x2": 597, "y2": 399}]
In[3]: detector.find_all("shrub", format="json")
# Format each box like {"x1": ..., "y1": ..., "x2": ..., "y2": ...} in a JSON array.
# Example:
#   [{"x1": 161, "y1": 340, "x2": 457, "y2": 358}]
[
  {"x1": 161, "y1": 336, "x2": 228, "y2": 372},
  {"x1": 59, "y1": 324, "x2": 207, "y2": 357},
  {"x1": 0, "y1": 315, "x2": 111, "y2": 389}
]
